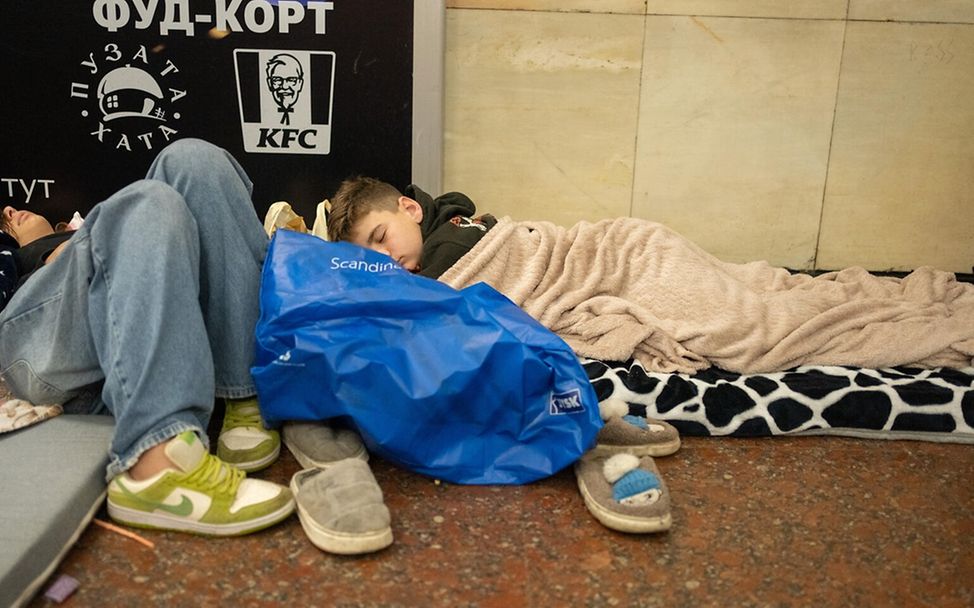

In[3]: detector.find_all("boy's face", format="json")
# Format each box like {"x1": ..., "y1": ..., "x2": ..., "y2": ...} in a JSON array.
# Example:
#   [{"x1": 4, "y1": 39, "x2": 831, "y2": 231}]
[
  {"x1": 2, "y1": 206, "x2": 55, "y2": 246},
  {"x1": 349, "y1": 196, "x2": 424, "y2": 272}
]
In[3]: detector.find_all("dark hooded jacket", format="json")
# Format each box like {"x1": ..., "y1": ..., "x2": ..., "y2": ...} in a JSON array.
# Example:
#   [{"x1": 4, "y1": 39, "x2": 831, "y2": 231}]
[
  {"x1": 0, "y1": 231, "x2": 74, "y2": 311},
  {"x1": 0, "y1": 230, "x2": 19, "y2": 310},
  {"x1": 404, "y1": 185, "x2": 496, "y2": 279}
]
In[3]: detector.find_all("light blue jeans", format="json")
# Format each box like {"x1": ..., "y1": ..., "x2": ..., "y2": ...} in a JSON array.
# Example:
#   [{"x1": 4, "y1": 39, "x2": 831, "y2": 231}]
[{"x1": 0, "y1": 139, "x2": 268, "y2": 480}]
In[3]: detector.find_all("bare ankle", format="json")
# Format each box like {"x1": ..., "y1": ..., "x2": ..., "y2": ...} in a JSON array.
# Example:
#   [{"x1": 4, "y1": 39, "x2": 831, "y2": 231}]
[{"x1": 126, "y1": 441, "x2": 174, "y2": 481}]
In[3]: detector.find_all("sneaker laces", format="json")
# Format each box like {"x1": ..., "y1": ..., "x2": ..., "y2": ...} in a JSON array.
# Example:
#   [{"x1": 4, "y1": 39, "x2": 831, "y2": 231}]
[{"x1": 183, "y1": 452, "x2": 245, "y2": 495}]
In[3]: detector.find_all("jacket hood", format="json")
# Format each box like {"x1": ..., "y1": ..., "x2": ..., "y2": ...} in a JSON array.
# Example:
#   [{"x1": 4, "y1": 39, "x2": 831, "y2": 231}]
[{"x1": 404, "y1": 184, "x2": 477, "y2": 240}]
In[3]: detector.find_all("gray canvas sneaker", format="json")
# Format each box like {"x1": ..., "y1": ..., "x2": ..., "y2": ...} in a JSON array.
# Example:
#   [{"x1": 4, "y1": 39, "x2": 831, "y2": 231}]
[
  {"x1": 290, "y1": 460, "x2": 393, "y2": 554},
  {"x1": 282, "y1": 421, "x2": 369, "y2": 469}
]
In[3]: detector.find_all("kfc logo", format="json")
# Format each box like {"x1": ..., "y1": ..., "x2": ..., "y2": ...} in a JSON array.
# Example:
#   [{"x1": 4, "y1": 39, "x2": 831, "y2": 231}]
[{"x1": 234, "y1": 49, "x2": 335, "y2": 155}]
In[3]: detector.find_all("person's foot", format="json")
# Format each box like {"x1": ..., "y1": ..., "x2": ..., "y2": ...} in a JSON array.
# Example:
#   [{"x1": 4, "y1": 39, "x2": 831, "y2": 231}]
[
  {"x1": 217, "y1": 397, "x2": 280, "y2": 472},
  {"x1": 107, "y1": 431, "x2": 294, "y2": 536}
]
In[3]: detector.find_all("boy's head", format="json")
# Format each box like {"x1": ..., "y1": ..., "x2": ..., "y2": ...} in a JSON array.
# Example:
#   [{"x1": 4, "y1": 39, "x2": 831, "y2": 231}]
[
  {"x1": 1, "y1": 206, "x2": 55, "y2": 247},
  {"x1": 328, "y1": 176, "x2": 425, "y2": 272}
]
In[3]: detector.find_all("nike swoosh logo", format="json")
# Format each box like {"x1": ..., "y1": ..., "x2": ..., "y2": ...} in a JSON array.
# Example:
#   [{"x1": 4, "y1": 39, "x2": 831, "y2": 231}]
[{"x1": 115, "y1": 481, "x2": 195, "y2": 517}]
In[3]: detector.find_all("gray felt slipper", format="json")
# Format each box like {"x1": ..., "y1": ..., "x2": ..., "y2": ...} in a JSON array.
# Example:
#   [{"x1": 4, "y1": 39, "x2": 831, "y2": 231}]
[
  {"x1": 575, "y1": 452, "x2": 672, "y2": 533},
  {"x1": 592, "y1": 399, "x2": 681, "y2": 457},
  {"x1": 283, "y1": 421, "x2": 369, "y2": 469},
  {"x1": 290, "y1": 459, "x2": 393, "y2": 555}
]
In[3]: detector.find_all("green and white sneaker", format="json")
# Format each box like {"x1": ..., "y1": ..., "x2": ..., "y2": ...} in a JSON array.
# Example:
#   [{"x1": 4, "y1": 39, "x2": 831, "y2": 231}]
[
  {"x1": 107, "y1": 431, "x2": 294, "y2": 536},
  {"x1": 217, "y1": 397, "x2": 280, "y2": 472}
]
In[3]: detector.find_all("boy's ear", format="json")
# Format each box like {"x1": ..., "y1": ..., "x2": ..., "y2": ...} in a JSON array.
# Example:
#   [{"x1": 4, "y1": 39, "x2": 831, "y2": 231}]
[{"x1": 399, "y1": 196, "x2": 423, "y2": 224}]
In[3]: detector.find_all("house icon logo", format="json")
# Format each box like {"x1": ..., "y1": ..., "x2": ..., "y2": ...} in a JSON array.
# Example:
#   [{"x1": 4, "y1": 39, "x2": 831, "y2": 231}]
[
  {"x1": 233, "y1": 49, "x2": 336, "y2": 155},
  {"x1": 98, "y1": 65, "x2": 166, "y2": 122},
  {"x1": 70, "y1": 45, "x2": 186, "y2": 153}
]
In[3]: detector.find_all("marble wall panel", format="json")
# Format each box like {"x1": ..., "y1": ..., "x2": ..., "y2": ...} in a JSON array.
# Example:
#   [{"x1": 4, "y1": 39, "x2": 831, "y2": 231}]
[
  {"x1": 443, "y1": 9, "x2": 644, "y2": 225},
  {"x1": 818, "y1": 22, "x2": 974, "y2": 273},
  {"x1": 632, "y1": 16, "x2": 845, "y2": 268}
]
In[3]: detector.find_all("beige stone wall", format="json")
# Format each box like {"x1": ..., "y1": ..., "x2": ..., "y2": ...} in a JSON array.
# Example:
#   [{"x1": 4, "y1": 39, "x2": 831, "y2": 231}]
[{"x1": 443, "y1": 0, "x2": 974, "y2": 272}]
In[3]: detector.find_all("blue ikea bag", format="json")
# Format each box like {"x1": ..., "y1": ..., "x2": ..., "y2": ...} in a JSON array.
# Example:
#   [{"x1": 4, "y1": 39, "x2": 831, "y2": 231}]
[{"x1": 252, "y1": 230, "x2": 602, "y2": 485}]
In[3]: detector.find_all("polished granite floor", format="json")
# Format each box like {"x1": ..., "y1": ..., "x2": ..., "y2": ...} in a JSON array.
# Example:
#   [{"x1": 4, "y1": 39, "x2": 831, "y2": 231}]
[{"x1": 30, "y1": 434, "x2": 973, "y2": 607}]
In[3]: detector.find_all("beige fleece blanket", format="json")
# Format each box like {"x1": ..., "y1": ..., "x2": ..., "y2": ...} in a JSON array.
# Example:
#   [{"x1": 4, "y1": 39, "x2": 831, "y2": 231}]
[{"x1": 439, "y1": 217, "x2": 974, "y2": 374}]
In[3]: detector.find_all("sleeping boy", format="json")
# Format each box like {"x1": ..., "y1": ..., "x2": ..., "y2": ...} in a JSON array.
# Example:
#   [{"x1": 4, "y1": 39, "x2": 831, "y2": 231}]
[{"x1": 321, "y1": 174, "x2": 974, "y2": 533}]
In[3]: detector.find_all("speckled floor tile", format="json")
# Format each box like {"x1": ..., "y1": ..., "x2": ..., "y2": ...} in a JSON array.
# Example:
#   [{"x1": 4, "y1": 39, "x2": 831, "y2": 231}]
[{"x1": 31, "y1": 437, "x2": 974, "y2": 607}]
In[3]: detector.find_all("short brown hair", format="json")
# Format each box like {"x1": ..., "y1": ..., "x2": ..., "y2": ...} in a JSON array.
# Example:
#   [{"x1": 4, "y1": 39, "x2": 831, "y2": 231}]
[{"x1": 327, "y1": 176, "x2": 402, "y2": 242}]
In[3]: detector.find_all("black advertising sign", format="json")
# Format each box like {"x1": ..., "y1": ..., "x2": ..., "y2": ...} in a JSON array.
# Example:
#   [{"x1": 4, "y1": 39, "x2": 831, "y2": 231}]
[{"x1": 1, "y1": 0, "x2": 443, "y2": 223}]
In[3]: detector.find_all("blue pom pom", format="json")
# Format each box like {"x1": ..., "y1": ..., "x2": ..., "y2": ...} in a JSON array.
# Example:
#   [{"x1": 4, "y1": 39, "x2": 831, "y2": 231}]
[
  {"x1": 612, "y1": 468, "x2": 660, "y2": 502},
  {"x1": 622, "y1": 414, "x2": 648, "y2": 430}
]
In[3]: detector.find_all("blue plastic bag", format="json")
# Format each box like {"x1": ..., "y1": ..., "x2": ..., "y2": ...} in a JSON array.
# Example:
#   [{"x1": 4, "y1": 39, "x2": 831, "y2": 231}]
[{"x1": 252, "y1": 230, "x2": 602, "y2": 485}]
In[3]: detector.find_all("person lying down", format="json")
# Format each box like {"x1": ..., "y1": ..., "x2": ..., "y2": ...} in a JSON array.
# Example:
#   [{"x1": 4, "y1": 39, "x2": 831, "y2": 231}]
[{"x1": 323, "y1": 176, "x2": 974, "y2": 375}]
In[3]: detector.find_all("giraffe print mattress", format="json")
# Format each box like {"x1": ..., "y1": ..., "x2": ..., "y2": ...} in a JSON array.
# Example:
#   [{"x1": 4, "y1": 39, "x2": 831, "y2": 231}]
[{"x1": 585, "y1": 360, "x2": 974, "y2": 444}]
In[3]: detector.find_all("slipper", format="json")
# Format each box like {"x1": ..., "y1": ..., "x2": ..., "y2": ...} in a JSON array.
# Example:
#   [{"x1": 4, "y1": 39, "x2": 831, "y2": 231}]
[
  {"x1": 0, "y1": 399, "x2": 63, "y2": 434},
  {"x1": 283, "y1": 421, "x2": 369, "y2": 469},
  {"x1": 592, "y1": 399, "x2": 681, "y2": 457},
  {"x1": 575, "y1": 452, "x2": 672, "y2": 533},
  {"x1": 290, "y1": 459, "x2": 393, "y2": 555}
]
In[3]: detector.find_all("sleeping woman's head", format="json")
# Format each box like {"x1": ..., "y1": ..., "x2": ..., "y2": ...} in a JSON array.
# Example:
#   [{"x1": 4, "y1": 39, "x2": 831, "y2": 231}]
[{"x1": 1, "y1": 206, "x2": 56, "y2": 247}]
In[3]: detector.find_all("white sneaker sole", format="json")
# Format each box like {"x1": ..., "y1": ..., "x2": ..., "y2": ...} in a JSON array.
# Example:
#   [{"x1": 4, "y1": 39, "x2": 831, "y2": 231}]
[{"x1": 107, "y1": 495, "x2": 295, "y2": 537}]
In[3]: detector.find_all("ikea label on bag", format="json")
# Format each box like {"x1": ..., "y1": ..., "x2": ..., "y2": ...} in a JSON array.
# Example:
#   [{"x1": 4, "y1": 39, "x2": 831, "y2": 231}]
[
  {"x1": 549, "y1": 388, "x2": 586, "y2": 415},
  {"x1": 330, "y1": 257, "x2": 401, "y2": 273}
]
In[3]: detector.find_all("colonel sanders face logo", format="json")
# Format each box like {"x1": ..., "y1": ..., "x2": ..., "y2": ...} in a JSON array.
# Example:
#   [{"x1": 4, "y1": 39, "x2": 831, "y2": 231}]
[{"x1": 265, "y1": 54, "x2": 304, "y2": 125}]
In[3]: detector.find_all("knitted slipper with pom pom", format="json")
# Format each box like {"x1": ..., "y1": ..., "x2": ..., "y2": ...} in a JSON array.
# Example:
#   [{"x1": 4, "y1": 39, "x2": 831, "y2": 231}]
[
  {"x1": 0, "y1": 399, "x2": 63, "y2": 434},
  {"x1": 575, "y1": 452, "x2": 672, "y2": 533},
  {"x1": 592, "y1": 399, "x2": 681, "y2": 457}
]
